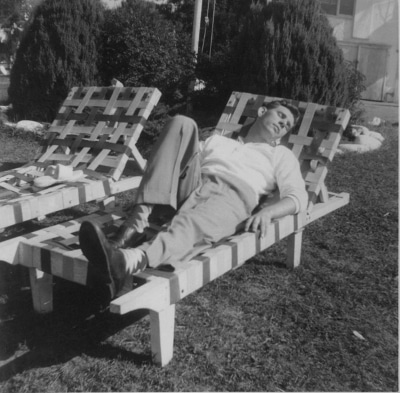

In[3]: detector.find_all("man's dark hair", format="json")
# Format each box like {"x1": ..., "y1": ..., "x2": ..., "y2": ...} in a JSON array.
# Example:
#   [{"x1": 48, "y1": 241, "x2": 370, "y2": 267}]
[{"x1": 263, "y1": 100, "x2": 301, "y2": 127}]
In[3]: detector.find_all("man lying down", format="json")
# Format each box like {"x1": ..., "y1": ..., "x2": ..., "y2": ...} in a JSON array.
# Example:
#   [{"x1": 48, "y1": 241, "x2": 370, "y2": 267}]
[{"x1": 79, "y1": 100, "x2": 308, "y2": 299}]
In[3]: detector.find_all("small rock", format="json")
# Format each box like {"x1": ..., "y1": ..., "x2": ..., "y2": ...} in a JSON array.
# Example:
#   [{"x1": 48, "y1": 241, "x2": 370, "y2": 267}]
[
  {"x1": 16, "y1": 120, "x2": 44, "y2": 133},
  {"x1": 111, "y1": 78, "x2": 124, "y2": 87},
  {"x1": 0, "y1": 105, "x2": 10, "y2": 113},
  {"x1": 353, "y1": 330, "x2": 366, "y2": 340},
  {"x1": 368, "y1": 117, "x2": 382, "y2": 126},
  {"x1": 0, "y1": 65, "x2": 10, "y2": 75}
]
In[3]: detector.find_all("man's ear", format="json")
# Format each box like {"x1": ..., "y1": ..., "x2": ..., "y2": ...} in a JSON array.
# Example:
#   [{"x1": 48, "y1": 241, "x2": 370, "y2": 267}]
[{"x1": 257, "y1": 106, "x2": 267, "y2": 117}]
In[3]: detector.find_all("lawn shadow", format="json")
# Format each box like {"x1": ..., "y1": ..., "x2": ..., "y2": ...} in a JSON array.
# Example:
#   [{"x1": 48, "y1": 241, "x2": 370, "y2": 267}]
[
  {"x1": 0, "y1": 264, "x2": 152, "y2": 382},
  {"x1": 246, "y1": 244, "x2": 290, "y2": 269},
  {"x1": 0, "y1": 161, "x2": 28, "y2": 172},
  {"x1": 0, "y1": 206, "x2": 98, "y2": 243}
]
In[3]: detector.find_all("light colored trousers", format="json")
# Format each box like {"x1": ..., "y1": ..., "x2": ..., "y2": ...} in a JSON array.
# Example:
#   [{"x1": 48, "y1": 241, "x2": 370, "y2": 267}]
[{"x1": 134, "y1": 115, "x2": 257, "y2": 267}]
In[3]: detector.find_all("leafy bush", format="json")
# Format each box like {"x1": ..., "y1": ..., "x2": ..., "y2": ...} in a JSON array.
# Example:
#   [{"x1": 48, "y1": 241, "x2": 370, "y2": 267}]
[
  {"x1": 160, "y1": 0, "x2": 252, "y2": 109},
  {"x1": 228, "y1": 0, "x2": 359, "y2": 108},
  {"x1": 159, "y1": 0, "x2": 252, "y2": 52},
  {"x1": 343, "y1": 60, "x2": 366, "y2": 121},
  {"x1": 183, "y1": 0, "x2": 365, "y2": 112},
  {"x1": 8, "y1": 0, "x2": 104, "y2": 122},
  {"x1": 193, "y1": 50, "x2": 232, "y2": 110},
  {"x1": 99, "y1": 0, "x2": 195, "y2": 106}
]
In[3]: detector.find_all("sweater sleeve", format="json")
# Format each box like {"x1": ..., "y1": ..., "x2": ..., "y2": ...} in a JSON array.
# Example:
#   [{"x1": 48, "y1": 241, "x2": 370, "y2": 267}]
[{"x1": 273, "y1": 146, "x2": 308, "y2": 213}]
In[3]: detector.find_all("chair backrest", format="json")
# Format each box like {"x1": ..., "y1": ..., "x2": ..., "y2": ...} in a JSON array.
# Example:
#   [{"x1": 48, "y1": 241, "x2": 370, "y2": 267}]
[
  {"x1": 214, "y1": 92, "x2": 351, "y2": 208},
  {"x1": 37, "y1": 86, "x2": 161, "y2": 181}
]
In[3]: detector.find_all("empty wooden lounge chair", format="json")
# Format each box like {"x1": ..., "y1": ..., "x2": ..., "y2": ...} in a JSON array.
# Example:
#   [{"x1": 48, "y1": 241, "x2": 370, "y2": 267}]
[
  {"x1": 1, "y1": 92, "x2": 350, "y2": 366},
  {"x1": 0, "y1": 85, "x2": 161, "y2": 231}
]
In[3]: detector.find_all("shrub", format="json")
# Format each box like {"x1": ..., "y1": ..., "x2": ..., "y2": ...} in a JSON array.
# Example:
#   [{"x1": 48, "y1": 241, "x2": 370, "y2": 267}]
[
  {"x1": 193, "y1": 50, "x2": 232, "y2": 110},
  {"x1": 99, "y1": 0, "x2": 195, "y2": 106},
  {"x1": 227, "y1": 0, "x2": 354, "y2": 107},
  {"x1": 160, "y1": 0, "x2": 252, "y2": 109},
  {"x1": 8, "y1": 0, "x2": 104, "y2": 122},
  {"x1": 343, "y1": 60, "x2": 366, "y2": 121}
]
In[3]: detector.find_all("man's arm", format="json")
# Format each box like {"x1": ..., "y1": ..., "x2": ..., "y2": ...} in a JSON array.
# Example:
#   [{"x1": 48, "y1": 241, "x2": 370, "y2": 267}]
[
  {"x1": 244, "y1": 145, "x2": 308, "y2": 238},
  {"x1": 244, "y1": 197, "x2": 297, "y2": 238}
]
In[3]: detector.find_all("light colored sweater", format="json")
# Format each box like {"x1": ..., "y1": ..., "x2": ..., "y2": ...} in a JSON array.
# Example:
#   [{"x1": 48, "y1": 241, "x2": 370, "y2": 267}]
[{"x1": 199, "y1": 135, "x2": 308, "y2": 213}]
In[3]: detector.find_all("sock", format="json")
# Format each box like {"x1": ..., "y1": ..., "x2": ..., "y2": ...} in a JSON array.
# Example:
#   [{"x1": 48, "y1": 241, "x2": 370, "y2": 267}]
[
  {"x1": 119, "y1": 248, "x2": 148, "y2": 275},
  {"x1": 125, "y1": 203, "x2": 154, "y2": 233}
]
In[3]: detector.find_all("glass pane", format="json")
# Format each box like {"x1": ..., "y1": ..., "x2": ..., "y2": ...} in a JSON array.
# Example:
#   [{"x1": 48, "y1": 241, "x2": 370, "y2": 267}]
[
  {"x1": 320, "y1": 0, "x2": 338, "y2": 15},
  {"x1": 339, "y1": 0, "x2": 355, "y2": 15}
]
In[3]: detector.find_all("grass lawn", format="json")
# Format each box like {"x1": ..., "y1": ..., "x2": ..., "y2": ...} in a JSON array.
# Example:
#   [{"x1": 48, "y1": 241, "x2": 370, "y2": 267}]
[{"x1": 0, "y1": 115, "x2": 398, "y2": 392}]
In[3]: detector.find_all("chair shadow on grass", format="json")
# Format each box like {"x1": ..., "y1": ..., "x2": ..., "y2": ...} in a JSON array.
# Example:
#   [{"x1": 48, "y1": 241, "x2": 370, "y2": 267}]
[
  {"x1": 0, "y1": 161, "x2": 27, "y2": 172},
  {"x1": 0, "y1": 262, "x2": 153, "y2": 382}
]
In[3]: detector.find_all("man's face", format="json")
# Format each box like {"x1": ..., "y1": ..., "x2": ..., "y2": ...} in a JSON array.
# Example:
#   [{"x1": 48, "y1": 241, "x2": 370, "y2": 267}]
[{"x1": 256, "y1": 105, "x2": 295, "y2": 143}]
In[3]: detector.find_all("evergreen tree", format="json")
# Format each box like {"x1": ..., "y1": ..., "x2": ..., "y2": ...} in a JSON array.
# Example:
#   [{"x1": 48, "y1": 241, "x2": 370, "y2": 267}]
[
  {"x1": 230, "y1": 0, "x2": 351, "y2": 107},
  {"x1": 9, "y1": 0, "x2": 104, "y2": 121}
]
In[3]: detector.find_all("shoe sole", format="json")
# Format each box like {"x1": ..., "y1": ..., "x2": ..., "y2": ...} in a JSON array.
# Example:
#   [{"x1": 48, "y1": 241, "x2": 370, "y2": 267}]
[{"x1": 79, "y1": 221, "x2": 116, "y2": 299}]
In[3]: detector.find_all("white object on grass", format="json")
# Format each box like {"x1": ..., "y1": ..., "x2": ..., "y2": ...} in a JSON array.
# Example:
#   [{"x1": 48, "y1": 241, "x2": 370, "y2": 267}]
[{"x1": 16, "y1": 120, "x2": 44, "y2": 133}]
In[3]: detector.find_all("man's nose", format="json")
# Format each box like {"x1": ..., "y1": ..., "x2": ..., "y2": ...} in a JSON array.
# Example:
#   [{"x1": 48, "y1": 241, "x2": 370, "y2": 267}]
[{"x1": 279, "y1": 119, "x2": 288, "y2": 130}]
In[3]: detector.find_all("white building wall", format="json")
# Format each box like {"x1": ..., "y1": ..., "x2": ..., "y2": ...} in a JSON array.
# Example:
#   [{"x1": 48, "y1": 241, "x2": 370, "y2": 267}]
[
  {"x1": 101, "y1": 0, "x2": 123, "y2": 8},
  {"x1": 101, "y1": 0, "x2": 167, "y2": 7},
  {"x1": 327, "y1": 0, "x2": 398, "y2": 103}
]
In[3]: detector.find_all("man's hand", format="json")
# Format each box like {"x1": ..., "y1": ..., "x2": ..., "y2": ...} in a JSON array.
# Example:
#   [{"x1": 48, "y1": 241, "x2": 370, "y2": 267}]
[
  {"x1": 244, "y1": 210, "x2": 273, "y2": 238},
  {"x1": 244, "y1": 197, "x2": 298, "y2": 238}
]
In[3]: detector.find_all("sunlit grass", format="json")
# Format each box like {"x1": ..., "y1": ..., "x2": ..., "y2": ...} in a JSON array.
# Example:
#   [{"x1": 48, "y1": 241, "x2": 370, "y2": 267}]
[{"x1": 0, "y1": 120, "x2": 397, "y2": 392}]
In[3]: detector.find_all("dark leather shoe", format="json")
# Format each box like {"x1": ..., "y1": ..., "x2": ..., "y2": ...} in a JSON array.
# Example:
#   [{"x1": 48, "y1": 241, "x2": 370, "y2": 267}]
[
  {"x1": 110, "y1": 224, "x2": 147, "y2": 249},
  {"x1": 79, "y1": 220, "x2": 127, "y2": 300}
]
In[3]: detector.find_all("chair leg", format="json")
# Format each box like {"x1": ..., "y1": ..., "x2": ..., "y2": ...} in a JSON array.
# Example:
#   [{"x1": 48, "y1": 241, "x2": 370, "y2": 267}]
[
  {"x1": 149, "y1": 304, "x2": 176, "y2": 366},
  {"x1": 29, "y1": 268, "x2": 53, "y2": 313},
  {"x1": 98, "y1": 196, "x2": 116, "y2": 211},
  {"x1": 286, "y1": 229, "x2": 304, "y2": 269}
]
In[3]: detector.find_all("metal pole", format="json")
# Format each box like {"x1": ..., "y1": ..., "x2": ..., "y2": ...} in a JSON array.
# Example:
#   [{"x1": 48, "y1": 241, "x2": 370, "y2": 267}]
[
  {"x1": 191, "y1": 0, "x2": 203, "y2": 55},
  {"x1": 188, "y1": 0, "x2": 203, "y2": 113},
  {"x1": 208, "y1": 0, "x2": 215, "y2": 58}
]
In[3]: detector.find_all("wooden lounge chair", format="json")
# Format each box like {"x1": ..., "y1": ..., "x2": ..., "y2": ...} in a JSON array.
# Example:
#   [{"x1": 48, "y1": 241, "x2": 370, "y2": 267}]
[
  {"x1": 0, "y1": 85, "x2": 161, "y2": 231},
  {"x1": 1, "y1": 92, "x2": 350, "y2": 366}
]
